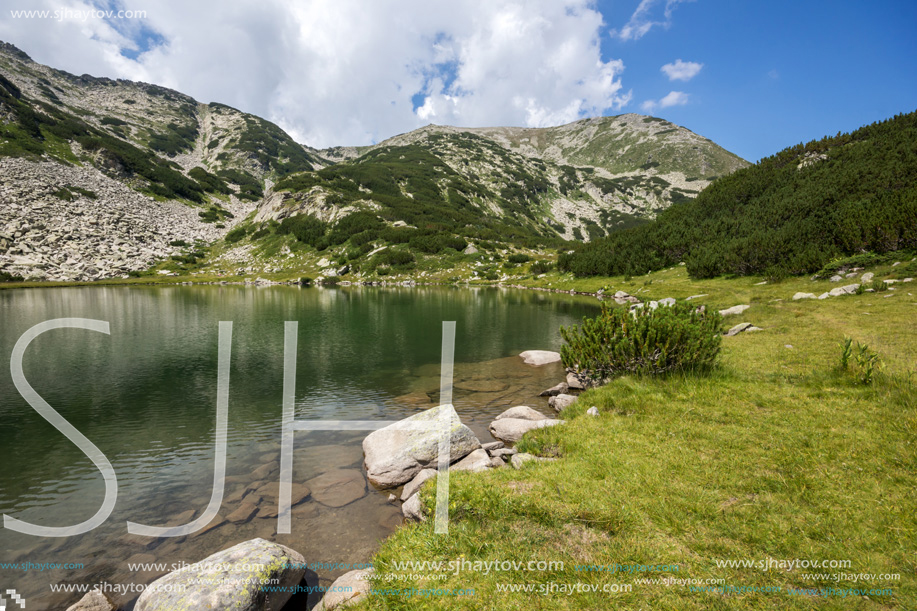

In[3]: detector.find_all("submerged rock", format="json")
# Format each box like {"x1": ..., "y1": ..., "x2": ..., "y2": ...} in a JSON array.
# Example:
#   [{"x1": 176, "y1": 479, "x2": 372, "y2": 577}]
[
  {"x1": 538, "y1": 381, "x2": 569, "y2": 396},
  {"x1": 519, "y1": 350, "x2": 561, "y2": 366}
]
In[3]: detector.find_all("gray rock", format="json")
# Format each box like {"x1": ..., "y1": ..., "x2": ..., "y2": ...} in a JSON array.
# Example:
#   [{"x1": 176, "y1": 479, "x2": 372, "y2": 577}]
[
  {"x1": 463, "y1": 244, "x2": 478, "y2": 255},
  {"x1": 489, "y1": 448, "x2": 518, "y2": 460},
  {"x1": 490, "y1": 457, "x2": 505, "y2": 468},
  {"x1": 481, "y1": 441, "x2": 505, "y2": 452},
  {"x1": 519, "y1": 350, "x2": 561, "y2": 366},
  {"x1": 362, "y1": 404, "x2": 481, "y2": 488},
  {"x1": 818, "y1": 292, "x2": 830, "y2": 299},
  {"x1": 792, "y1": 292, "x2": 817, "y2": 300},
  {"x1": 66, "y1": 591, "x2": 116, "y2": 611},
  {"x1": 566, "y1": 372, "x2": 586, "y2": 390},
  {"x1": 451, "y1": 448, "x2": 493, "y2": 472},
  {"x1": 828, "y1": 284, "x2": 859, "y2": 297},
  {"x1": 510, "y1": 453, "x2": 556, "y2": 470},
  {"x1": 314, "y1": 569, "x2": 374, "y2": 611},
  {"x1": 401, "y1": 468, "x2": 437, "y2": 501},
  {"x1": 495, "y1": 405, "x2": 549, "y2": 421},
  {"x1": 586, "y1": 406, "x2": 599, "y2": 417},
  {"x1": 538, "y1": 381, "x2": 569, "y2": 396},
  {"x1": 830, "y1": 275, "x2": 843, "y2": 282},
  {"x1": 548, "y1": 393, "x2": 577, "y2": 412},
  {"x1": 134, "y1": 538, "x2": 305, "y2": 611},
  {"x1": 725, "y1": 322, "x2": 754, "y2": 337},
  {"x1": 489, "y1": 417, "x2": 564, "y2": 443},
  {"x1": 685, "y1": 294, "x2": 707, "y2": 300},
  {"x1": 402, "y1": 494, "x2": 425, "y2": 521},
  {"x1": 719, "y1": 305, "x2": 751, "y2": 316},
  {"x1": 658, "y1": 297, "x2": 677, "y2": 307},
  {"x1": 860, "y1": 272, "x2": 874, "y2": 282},
  {"x1": 305, "y1": 469, "x2": 366, "y2": 507}
]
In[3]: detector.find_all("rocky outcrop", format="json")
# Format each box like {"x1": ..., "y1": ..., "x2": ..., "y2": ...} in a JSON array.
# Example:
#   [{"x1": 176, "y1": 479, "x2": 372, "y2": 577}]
[
  {"x1": 134, "y1": 538, "x2": 305, "y2": 611},
  {"x1": 362, "y1": 404, "x2": 481, "y2": 488}
]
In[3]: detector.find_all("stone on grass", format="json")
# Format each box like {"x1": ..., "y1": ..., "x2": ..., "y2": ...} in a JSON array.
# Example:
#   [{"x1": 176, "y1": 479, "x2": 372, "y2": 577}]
[
  {"x1": 830, "y1": 275, "x2": 843, "y2": 282},
  {"x1": 402, "y1": 494, "x2": 425, "y2": 522},
  {"x1": 586, "y1": 406, "x2": 599, "y2": 417},
  {"x1": 489, "y1": 418, "x2": 564, "y2": 443},
  {"x1": 519, "y1": 350, "x2": 561, "y2": 366},
  {"x1": 510, "y1": 453, "x2": 556, "y2": 470},
  {"x1": 658, "y1": 297, "x2": 677, "y2": 307},
  {"x1": 481, "y1": 441, "x2": 505, "y2": 452},
  {"x1": 861, "y1": 272, "x2": 874, "y2": 282},
  {"x1": 451, "y1": 448, "x2": 493, "y2": 473},
  {"x1": 134, "y1": 538, "x2": 305, "y2": 611},
  {"x1": 548, "y1": 394, "x2": 577, "y2": 412},
  {"x1": 362, "y1": 404, "x2": 480, "y2": 488},
  {"x1": 725, "y1": 322, "x2": 755, "y2": 337},
  {"x1": 401, "y1": 468, "x2": 437, "y2": 501},
  {"x1": 828, "y1": 284, "x2": 859, "y2": 297},
  {"x1": 792, "y1": 292, "x2": 816, "y2": 300},
  {"x1": 314, "y1": 569, "x2": 374, "y2": 611},
  {"x1": 719, "y1": 305, "x2": 751, "y2": 316},
  {"x1": 818, "y1": 292, "x2": 830, "y2": 299}
]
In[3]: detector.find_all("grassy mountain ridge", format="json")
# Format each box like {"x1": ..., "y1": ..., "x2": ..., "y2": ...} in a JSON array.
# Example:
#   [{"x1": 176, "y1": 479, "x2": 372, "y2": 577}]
[
  {"x1": 560, "y1": 110, "x2": 917, "y2": 279},
  {"x1": 0, "y1": 39, "x2": 751, "y2": 282}
]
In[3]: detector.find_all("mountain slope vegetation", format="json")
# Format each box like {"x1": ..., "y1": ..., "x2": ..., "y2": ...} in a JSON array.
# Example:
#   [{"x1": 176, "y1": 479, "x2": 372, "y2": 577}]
[{"x1": 559, "y1": 110, "x2": 917, "y2": 279}]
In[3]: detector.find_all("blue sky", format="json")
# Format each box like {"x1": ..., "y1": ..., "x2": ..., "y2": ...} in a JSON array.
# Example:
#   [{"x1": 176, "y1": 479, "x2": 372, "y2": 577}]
[
  {"x1": 1, "y1": 0, "x2": 914, "y2": 160},
  {"x1": 594, "y1": 0, "x2": 917, "y2": 160}
]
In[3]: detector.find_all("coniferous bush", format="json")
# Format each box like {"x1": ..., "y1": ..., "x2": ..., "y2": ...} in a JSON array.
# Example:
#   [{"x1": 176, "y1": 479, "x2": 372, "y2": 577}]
[{"x1": 560, "y1": 302, "x2": 722, "y2": 382}]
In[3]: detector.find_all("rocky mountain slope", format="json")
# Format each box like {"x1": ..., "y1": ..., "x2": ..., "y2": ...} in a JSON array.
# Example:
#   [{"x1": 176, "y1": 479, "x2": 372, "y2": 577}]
[{"x1": 0, "y1": 40, "x2": 748, "y2": 282}]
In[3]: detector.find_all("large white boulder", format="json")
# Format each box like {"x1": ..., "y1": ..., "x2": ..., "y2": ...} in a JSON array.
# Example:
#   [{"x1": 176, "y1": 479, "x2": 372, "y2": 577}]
[
  {"x1": 134, "y1": 538, "x2": 305, "y2": 611},
  {"x1": 519, "y1": 350, "x2": 561, "y2": 366},
  {"x1": 362, "y1": 404, "x2": 480, "y2": 488}
]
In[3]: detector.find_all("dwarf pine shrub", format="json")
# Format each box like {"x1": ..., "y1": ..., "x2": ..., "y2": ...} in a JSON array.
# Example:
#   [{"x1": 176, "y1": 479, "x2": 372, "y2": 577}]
[{"x1": 560, "y1": 302, "x2": 722, "y2": 381}]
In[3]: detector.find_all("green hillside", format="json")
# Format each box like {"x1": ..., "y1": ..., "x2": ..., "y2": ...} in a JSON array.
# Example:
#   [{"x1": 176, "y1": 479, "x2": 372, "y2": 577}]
[{"x1": 560, "y1": 110, "x2": 917, "y2": 279}]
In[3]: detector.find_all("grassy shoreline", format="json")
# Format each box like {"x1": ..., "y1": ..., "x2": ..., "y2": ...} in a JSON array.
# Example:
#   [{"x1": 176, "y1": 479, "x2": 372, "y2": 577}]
[{"x1": 352, "y1": 263, "x2": 916, "y2": 610}]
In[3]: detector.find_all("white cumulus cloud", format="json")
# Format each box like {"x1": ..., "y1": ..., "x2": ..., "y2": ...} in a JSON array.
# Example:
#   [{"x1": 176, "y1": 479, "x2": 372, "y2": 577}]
[
  {"x1": 0, "y1": 0, "x2": 632, "y2": 148},
  {"x1": 640, "y1": 90, "x2": 689, "y2": 113},
  {"x1": 661, "y1": 59, "x2": 702, "y2": 81}
]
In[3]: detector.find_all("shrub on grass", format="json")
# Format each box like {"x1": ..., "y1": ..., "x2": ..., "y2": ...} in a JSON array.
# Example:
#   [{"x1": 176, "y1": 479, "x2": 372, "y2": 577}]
[
  {"x1": 560, "y1": 302, "x2": 722, "y2": 382},
  {"x1": 530, "y1": 260, "x2": 554, "y2": 275}
]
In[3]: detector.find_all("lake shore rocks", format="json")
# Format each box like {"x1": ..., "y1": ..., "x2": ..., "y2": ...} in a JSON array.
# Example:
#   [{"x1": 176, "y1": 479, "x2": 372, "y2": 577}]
[
  {"x1": 134, "y1": 538, "x2": 305, "y2": 611},
  {"x1": 363, "y1": 404, "x2": 481, "y2": 488},
  {"x1": 65, "y1": 591, "x2": 116, "y2": 611},
  {"x1": 314, "y1": 569, "x2": 374, "y2": 611}
]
